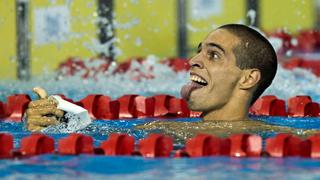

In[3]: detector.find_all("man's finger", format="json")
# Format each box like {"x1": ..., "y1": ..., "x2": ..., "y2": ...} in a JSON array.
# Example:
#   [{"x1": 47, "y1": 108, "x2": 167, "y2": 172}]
[
  {"x1": 33, "y1": 87, "x2": 48, "y2": 99},
  {"x1": 28, "y1": 116, "x2": 60, "y2": 126},
  {"x1": 54, "y1": 109, "x2": 65, "y2": 117},
  {"x1": 27, "y1": 124, "x2": 44, "y2": 132},
  {"x1": 27, "y1": 107, "x2": 65, "y2": 117},
  {"x1": 28, "y1": 99, "x2": 57, "y2": 108}
]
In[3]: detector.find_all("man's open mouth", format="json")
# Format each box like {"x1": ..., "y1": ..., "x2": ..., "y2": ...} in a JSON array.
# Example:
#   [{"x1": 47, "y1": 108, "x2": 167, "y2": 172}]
[
  {"x1": 180, "y1": 73, "x2": 208, "y2": 101},
  {"x1": 190, "y1": 74, "x2": 208, "y2": 86}
]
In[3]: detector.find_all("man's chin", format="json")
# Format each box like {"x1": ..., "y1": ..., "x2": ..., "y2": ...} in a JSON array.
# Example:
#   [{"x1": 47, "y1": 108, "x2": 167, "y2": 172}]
[{"x1": 187, "y1": 99, "x2": 204, "y2": 112}]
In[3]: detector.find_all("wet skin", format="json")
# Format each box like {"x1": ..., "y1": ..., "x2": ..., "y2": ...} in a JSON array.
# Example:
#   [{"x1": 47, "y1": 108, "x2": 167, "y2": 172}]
[
  {"x1": 137, "y1": 120, "x2": 317, "y2": 143},
  {"x1": 137, "y1": 29, "x2": 318, "y2": 141}
]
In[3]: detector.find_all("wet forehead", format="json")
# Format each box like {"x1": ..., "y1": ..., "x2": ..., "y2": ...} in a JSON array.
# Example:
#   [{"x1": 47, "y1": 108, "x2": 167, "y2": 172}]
[{"x1": 203, "y1": 29, "x2": 240, "y2": 51}]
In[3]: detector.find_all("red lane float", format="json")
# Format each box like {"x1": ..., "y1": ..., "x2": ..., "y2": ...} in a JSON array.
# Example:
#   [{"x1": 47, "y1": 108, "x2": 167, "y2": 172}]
[
  {"x1": 283, "y1": 58, "x2": 320, "y2": 77},
  {"x1": 117, "y1": 95, "x2": 139, "y2": 118},
  {"x1": 296, "y1": 31, "x2": 316, "y2": 52},
  {"x1": 219, "y1": 138, "x2": 232, "y2": 156},
  {"x1": 57, "y1": 57, "x2": 90, "y2": 79},
  {"x1": 296, "y1": 30, "x2": 320, "y2": 53},
  {"x1": 113, "y1": 57, "x2": 155, "y2": 81},
  {"x1": 58, "y1": 134, "x2": 94, "y2": 155},
  {"x1": 161, "y1": 58, "x2": 190, "y2": 72},
  {"x1": 229, "y1": 134, "x2": 262, "y2": 157},
  {"x1": 77, "y1": 94, "x2": 103, "y2": 119},
  {"x1": 113, "y1": 57, "x2": 144, "y2": 74},
  {"x1": 282, "y1": 58, "x2": 304, "y2": 70},
  {"x1": 0, "y1": 133, "x2": 13, "y2": 159},
  {"x1": 288, "y1": 96, "x2": 320, "y2": 117},
  {"x1": 86, "y1": 57, "x2": 112, "y2": 78},
  {"x1": 57, "y1": 57, "x2": 192, "y2": 82},
  {"x1": 153, "y1": 95, "x2": 174, "y2": 117},
  {"x1": 5, "y1": 94, "x2": 31, "y2": 122},
  {"x1": 93, "y1": 96, "x2": 119, "y2": 120},
  {"x1": 20, "y1": 134, "x2": 54, "y2": 156},
  {"x1": 269, "y1": 31, "x2": 293, "y2": 54},
  {"x1": 134, "y1": 96, "x2": 155, "y2": 118},
  {"x1": 100, "y1": 133, "x2": 135, "y2": 155},
  {"x1": 1, "y1": 93, "x2": 320, "y2": 121},
  {"x1": 190, "y1": 111, "x2": 202, "y2": 118},
  {"x1": 185, "y1": 134, "x2": 222, "y2": 157},
  {"x1": 300, "y1": 60, "x2": 320, "y2": 77},
  {"x1": 269, "y1": 29, "x2": 320, "y2": 54},
  {"x1": 168, "y1": 98, "x2": 190, "y2": 118},
  {"x1": 138, "y1": 134, "x2": 173, "y2": 157},
  {"x1": 0, "y1": 101, "x2": 6, "y2": 119},
  {"x1": 265, "y1": 133, "x2": 302, "y2": 157},
  {"x1": 184, "y1": 134, "x2": 262, "y2": 158},
  {"x1": 2, "y1": 133, "x2": 320, "y2": 159},
  {"x1": 300, "y1": 134, "x2": 320, "y2": 158},
  {"x1": 249, "y1": 95, "x2": 287, "y2": 116}
]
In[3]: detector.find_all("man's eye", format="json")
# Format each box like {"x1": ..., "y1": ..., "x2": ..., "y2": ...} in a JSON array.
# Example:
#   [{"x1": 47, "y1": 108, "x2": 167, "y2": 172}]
[{"x1": 208, "y1": 52, "x2": 219, "y2": 60}]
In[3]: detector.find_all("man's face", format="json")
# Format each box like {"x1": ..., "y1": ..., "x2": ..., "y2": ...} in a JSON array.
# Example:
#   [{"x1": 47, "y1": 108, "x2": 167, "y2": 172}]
[{"x1": 181, "y1": 29, "x2": 243, "y2": 112}]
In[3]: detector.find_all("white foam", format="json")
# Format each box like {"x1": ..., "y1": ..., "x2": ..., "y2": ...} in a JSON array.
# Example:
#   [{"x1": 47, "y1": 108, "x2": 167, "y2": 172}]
[
  {"x1": 51, "y1": 95, "x2": 91, "y2": 132},
  {"x1": 0, "y1": 56, "x2": 319, "y2": 103}
]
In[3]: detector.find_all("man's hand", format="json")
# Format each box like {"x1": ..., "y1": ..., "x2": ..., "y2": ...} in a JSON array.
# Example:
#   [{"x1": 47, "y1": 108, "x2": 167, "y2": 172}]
[{"x1": 26, "y1": 87, "x2": 65, "y2": 132}]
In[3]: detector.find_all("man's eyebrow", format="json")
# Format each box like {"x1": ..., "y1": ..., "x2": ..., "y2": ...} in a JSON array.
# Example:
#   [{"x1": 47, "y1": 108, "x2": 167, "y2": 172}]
[
  {"x1": 206, "y1": 42, "x2": 225, "y2": 53},
  {"x1": 197, "y1": 43, "x2": 202, "y2": 51}
]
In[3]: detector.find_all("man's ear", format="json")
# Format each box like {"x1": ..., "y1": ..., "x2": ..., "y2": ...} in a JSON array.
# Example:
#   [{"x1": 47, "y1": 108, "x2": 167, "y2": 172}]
[{"x1": 239, "y1": 69, "x2": 261, "y2": 90}]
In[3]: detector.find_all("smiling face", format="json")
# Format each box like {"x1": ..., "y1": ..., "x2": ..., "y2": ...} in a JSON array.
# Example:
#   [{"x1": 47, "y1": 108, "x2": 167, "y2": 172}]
[{"x1": 181, "y1": 29, "x2": 244, "y2": 113}]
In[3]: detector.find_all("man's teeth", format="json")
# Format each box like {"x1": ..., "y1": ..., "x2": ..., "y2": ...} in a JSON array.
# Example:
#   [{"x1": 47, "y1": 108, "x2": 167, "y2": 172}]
[{"x1": 190, "y1": 75, "x2": 207, "y2": 84}]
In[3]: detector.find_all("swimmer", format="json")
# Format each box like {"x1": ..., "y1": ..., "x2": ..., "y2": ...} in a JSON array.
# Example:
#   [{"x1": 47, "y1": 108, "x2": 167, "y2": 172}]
[
  {"x1": 137, "y1": 24, "x2": 318, "y2": 141},
  {"x1": 25, "y1": 24, "x2": 318, "y2": 140}
]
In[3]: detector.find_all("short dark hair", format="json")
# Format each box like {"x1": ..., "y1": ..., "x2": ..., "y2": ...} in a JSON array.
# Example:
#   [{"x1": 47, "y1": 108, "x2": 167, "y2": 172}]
[{"x1": 218, "y1": 24, "x2": 277, "y2": 105}]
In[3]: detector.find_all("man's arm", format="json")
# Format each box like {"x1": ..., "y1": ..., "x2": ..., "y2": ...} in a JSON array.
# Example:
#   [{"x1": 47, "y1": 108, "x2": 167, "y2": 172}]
[{"x1": 26, "y1": 87, "x2": 92, "y2": 132}]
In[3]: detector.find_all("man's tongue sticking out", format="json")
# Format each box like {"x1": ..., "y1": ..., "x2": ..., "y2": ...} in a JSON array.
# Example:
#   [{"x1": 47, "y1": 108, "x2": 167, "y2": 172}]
[{"x1": 180, "y1": 81, "x2": 204, "y2": 101}]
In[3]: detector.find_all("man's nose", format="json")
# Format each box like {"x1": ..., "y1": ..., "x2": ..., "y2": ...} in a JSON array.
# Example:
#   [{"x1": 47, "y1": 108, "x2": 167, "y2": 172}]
[{"x1": 188, "y1": 54, "x2": 204, "y2": 69}]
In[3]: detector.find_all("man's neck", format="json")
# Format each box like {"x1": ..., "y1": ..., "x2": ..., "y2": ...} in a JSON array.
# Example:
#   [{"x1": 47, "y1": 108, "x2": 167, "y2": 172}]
[
  {"x1": 202, "y1": 110, "x2": 249, "y2": 121},
  {"x1": 202, "y1": 97, "x2": 251, "y2": 121}
]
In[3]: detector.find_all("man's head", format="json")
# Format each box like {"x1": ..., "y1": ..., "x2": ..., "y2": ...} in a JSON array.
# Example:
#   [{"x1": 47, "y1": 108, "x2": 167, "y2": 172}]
[{"x1": 180, "y1": 24, "x2": 277, "y2": 116}]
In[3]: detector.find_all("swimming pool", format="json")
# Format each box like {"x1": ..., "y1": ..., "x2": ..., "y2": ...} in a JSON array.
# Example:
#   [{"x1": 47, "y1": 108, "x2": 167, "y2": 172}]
[
  {"x1": 1, "y1": 59, "x2": 320, "y2": 179},
  {"x1": 1, "y1": 116, "x2": 320, "y2": 179}
]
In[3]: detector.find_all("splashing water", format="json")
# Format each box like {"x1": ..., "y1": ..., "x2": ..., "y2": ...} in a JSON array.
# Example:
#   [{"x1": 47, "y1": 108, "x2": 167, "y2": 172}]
[
  {"x1": 247, "y1": 9, "x2": 256, "y2": 26},
  {"x1": 266, "y1": 66, "x2": 320, "y2": 101},
  {"x1": 0, "y1": 56, "x2": 186, "y2": 101},
  {"x1": 0, "y1": 55, "x2": 319, "y2": 103}
]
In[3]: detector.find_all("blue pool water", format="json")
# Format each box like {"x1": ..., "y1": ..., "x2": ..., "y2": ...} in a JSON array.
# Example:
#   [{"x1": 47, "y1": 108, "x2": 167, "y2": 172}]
[
  {"x1": 1, "y1": 116, "x2": 320, "y2": 179},
  {"x1": 2, "y1": 155, "x2": 320, "y2": 179}
]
